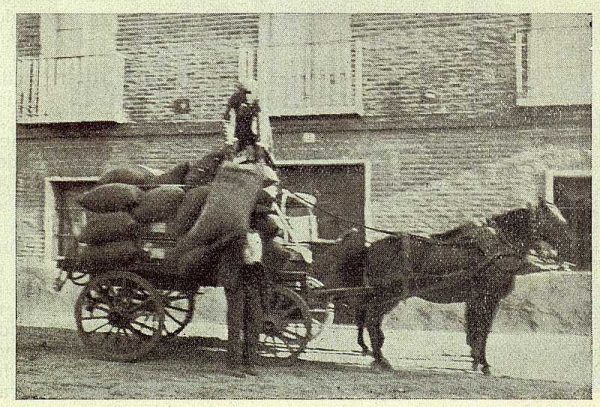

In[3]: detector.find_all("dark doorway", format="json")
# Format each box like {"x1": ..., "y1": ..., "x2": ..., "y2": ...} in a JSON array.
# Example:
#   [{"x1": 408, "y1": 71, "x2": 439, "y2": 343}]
[
  {"x1": 276, "y1": 162, "x2": 367, "y2": 323},
  {"x1": 553, "y1": 176, "x2": 592, "y2": 270}
]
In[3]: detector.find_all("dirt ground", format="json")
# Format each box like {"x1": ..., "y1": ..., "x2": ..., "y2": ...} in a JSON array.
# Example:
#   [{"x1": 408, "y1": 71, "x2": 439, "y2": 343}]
[{"x1": 16, "y1": 326, "x2": 591, "y2": 400}]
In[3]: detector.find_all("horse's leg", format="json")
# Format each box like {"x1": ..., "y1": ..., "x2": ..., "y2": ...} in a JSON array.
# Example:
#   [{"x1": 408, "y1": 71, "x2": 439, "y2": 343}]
[
  {"x1": 478, "y1": 296, "x2": 501, "y2": 375},
  {"x1": 365, "y1": 299, "x2": 392, "y2": 370},
  {"x1": 356, "y1": 307, "x2": 370, "y2": 355},
  {"x1": 464, "y1": 300, "x2": 480, "y2": 371},
  {"x1": 466, "y1": 296, "x2": 501, "y2": 375}
]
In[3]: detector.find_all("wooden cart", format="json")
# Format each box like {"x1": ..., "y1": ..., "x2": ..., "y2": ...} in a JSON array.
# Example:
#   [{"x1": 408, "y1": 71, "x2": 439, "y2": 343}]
[{"x1": 55, "y1": 189, "x2": 335, "y2": 362}]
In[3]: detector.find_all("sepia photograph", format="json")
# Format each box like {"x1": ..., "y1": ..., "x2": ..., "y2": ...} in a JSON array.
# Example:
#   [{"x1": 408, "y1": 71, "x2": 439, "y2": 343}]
[{"x1": 8, "y1": 3, "x2": 594, "y2": 402}]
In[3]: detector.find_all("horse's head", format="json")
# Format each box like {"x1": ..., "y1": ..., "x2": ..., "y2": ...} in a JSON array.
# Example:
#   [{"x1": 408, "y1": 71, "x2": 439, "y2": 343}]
[{"x1": 528, "y1": 198, "x2": 576, "y2": 265}]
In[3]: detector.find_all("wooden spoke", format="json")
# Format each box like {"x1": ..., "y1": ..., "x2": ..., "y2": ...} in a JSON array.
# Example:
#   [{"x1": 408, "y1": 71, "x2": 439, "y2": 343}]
[
  {"x1": 87, "y1": 321, "x2": 110, "y2": 334},
  {"x1": 159, "y1": 290, "x2": 194, "y2": 337},
  {"x1": 80, "y1": 315, "x2": 110, "y2": 321},
  {"x1": 164, "y1": 304, "x2": 189, "y2": 313}
]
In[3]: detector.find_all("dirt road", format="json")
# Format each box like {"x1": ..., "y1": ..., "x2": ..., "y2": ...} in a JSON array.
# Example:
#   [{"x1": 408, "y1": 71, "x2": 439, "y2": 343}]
[{"x1": 16, "y1": 325, "x2": 590, "y2": 399}]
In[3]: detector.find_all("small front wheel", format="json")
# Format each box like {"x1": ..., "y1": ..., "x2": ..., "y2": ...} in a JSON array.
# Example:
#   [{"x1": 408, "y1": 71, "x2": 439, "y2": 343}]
[{"x1": 259, "y1": 286, "x2": 312, "y2": 359}]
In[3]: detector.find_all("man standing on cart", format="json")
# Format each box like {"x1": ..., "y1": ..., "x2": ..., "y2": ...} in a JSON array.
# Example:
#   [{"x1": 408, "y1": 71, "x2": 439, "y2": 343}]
[{"x1": 223, "y1": 78, "x2": 274, "y2": 166}]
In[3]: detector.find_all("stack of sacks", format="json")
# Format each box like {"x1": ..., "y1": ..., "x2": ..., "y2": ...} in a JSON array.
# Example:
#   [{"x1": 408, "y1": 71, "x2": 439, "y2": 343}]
[
  {"x1": 74, "y1": 148, "x2": 289, "y2": 277},
  {"x1": 76, "y1": 163, "x2": 187, "y2": 269}
]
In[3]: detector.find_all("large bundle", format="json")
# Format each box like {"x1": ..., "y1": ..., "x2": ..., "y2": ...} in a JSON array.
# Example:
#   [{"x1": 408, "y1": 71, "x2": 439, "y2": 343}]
[
  {"x1": 78, "y1": 183, "x2": 143, "y2": 213},
  {"x1": 170, "y1": 186, "x2": 211, "y2": 236},
  {"x1": 79, "y1": 212, "x2": 143, "y2": 244},
  {"x1": 98, "y1": 164, "x2": 159, "y2": 185},
  {"x1": 132, "y1": 185, "x2": 186, "y2": 223},
  {"x1": 78, "y1": 240, "x2": 144, "y2": 269},
  {"x1": 155, "y1": 162, "x2": 190, "y2": 185},
  {"x1": 179, "y1": 162, "x2": 263, "y2": 249},
  {"x1": 251, "y1": 213, "x2": 282, "y2": 240},
  {"x1": 184, "y1": 147, "x2": 233, "y2": 187}
]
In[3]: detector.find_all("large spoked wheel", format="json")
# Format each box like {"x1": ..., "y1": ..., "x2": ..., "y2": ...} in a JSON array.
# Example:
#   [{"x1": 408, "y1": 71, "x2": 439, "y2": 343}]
[
  {"x1": 159, "y1": 289, "x2": 195, "y2": 337},
  {"x1": 259, "y1": 286, "x2": 312, "y2": 359},
  {"x1": 75, "y1": 271, "x2": 165, "y2": 362},
  {"x1": 305, "y1": 277, "x2": 335, "y2": 340}
]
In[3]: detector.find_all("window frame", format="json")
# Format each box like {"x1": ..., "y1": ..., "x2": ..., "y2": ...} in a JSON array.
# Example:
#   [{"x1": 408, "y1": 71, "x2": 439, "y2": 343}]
[
  {"x1": 516, "y1": 14, "x2": 592, "y2": 107},
  {"x1": 44, "y1": 177, "x2": 98, "y2": 271},
  {"x1": 544, "y1": 170, "x2": 592, "y2": 270}
]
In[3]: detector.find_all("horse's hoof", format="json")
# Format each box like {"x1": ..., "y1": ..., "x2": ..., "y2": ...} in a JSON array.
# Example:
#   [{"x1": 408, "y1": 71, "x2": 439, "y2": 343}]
[
  {"x1": 481, "y1": 365, "x2": 491, "y2": 376},
  {"x1": 361, "y1": 349, "x2": 372, "y2": 357},
  {"x1": 471, "y1": 361, "x2": 479, "y2": 371}
]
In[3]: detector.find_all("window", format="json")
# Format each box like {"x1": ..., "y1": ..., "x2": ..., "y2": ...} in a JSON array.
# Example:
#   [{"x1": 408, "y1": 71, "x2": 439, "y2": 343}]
[
  {"x1": 245, "y1": 14, "x2": 363, "y2": 116},
  {"x1": 545, "y1": 171, "x2": 591, "y2": 270},
  {"x1": 45, "y1": 178, "x2": 96, "y2": 263},
  {"x1": 516, "y1": 14, "x2": 592, "y2": 106},
  {"x1": 17, "y1": 14, "x2": 124, "y2": 123}
]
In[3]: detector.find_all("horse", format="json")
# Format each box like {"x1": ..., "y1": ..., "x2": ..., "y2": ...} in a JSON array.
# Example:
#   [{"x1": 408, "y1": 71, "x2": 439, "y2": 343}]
[{"x1": 335, "y1": 198, "x2": 574, "y2": 374}]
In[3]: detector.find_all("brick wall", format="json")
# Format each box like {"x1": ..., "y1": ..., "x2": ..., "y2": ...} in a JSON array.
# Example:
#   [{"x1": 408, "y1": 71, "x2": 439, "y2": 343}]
[
  {"x1": 16, "y1": 123, "x2": 591, "y2": 272},
  {"x1": 16, "y1": 14, "x2": 40, "y2": 57},
  {"x1": 18, "y1": 13, "x2": 591, "y2": 126},
  {"x1": 351, "y1": 14, "x2": 528, "y2": 121},
  {"x1": 116, "y1": 13, "x2": 259, "y2": 123}
]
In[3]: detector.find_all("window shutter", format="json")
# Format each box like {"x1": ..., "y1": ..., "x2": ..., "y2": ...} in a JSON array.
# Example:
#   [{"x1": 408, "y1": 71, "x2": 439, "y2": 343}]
[
  {"x1": 257, "y1": 14, "x2": 359, "y2": 116},
  {"x1": 520, "y1": 14, "x2": 591, "y2": 105}
]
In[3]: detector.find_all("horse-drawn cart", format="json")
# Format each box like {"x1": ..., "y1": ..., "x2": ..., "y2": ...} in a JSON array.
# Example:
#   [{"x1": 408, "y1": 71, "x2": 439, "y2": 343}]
[
  {"x1": 55, "y1": 186, "x2": 336, "y2": 362},
  {"x1": 54, "y1": 161, "x2": 571, "y2": 375}
]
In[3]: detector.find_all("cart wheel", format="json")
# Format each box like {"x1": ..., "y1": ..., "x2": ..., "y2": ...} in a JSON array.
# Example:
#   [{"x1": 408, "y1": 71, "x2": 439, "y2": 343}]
[
  {"x1": 260, "y1": 286, "x2": 312, "y2": 359},
  {"x1": 75, "y1": 271, "x2": 165, "y2": 362},
  {"x1": 160, "y1": 290, "x2": 195, "y2": 337},
  {"x1": 306, "y1": 276, "x2": 335, "y2": 340}
]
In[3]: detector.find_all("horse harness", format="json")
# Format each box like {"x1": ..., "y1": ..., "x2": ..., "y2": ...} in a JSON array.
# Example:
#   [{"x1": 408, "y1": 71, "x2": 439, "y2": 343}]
[{"x1": 376, "y1": 220, "x2": 530, "y2": 301}]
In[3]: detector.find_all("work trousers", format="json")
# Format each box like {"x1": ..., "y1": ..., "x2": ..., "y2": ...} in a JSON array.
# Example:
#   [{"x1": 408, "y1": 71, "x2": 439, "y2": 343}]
[{"x1": 224, "y1": 265, "x2": 264, "y2": 365}]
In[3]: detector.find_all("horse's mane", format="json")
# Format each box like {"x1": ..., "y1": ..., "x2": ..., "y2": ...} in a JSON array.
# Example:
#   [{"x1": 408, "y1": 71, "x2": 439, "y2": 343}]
[
  {"x1": 491, "y1": 207, "x2": 531, "y2": 235},
  {"x1": 429, "y1": 207, "x2": 531, "y2": 239},
  {"x1": 430, "y1": 224, "x2": 474, "y2": 241}
]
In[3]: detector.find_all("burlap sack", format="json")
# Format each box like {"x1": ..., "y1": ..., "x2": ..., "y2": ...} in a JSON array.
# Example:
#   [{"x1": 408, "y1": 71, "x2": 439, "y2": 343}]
[
  {"x1": 176, "y1": 245, "x2": 218, "y2": 278},
  {"x1": 78, "y1": 240, "x2": 144, "y2": 269},
  {"x1": 184, "y1": 147, "x2": 233, "y2": 187},
  {"x1": 155, "y1": 161, "x2": 190, "y2": 185},
  {"x1": 251, "y1": 213, "x2": 282, "y2": 240},
  {"x1": 170, "y1": 186, "x2": 211, "y2": 236},
  {"x1": 78, "y1": 183, "x2": 142, "y2": 213},
  {"x1": 79, "y1": 212, "x2": 142, "y2": 244},
  {"x1": 256, "y1": 188, "x2": 277, "y2": 206},
  {"x1": 132, "y1": 185, "x2": 186, "y2": 223},
  {"x1": 98, "y1": 164, "x2": 158, "y2": 185},
  {"x1": 181, "y1": 162, "x2": 262, "y2": 247}
]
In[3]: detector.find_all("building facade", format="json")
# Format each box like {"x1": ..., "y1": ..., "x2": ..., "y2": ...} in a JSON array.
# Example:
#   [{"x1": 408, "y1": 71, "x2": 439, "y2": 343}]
[{"x1": 16, "y1": 13, "x2": 592, "y2": 302}]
